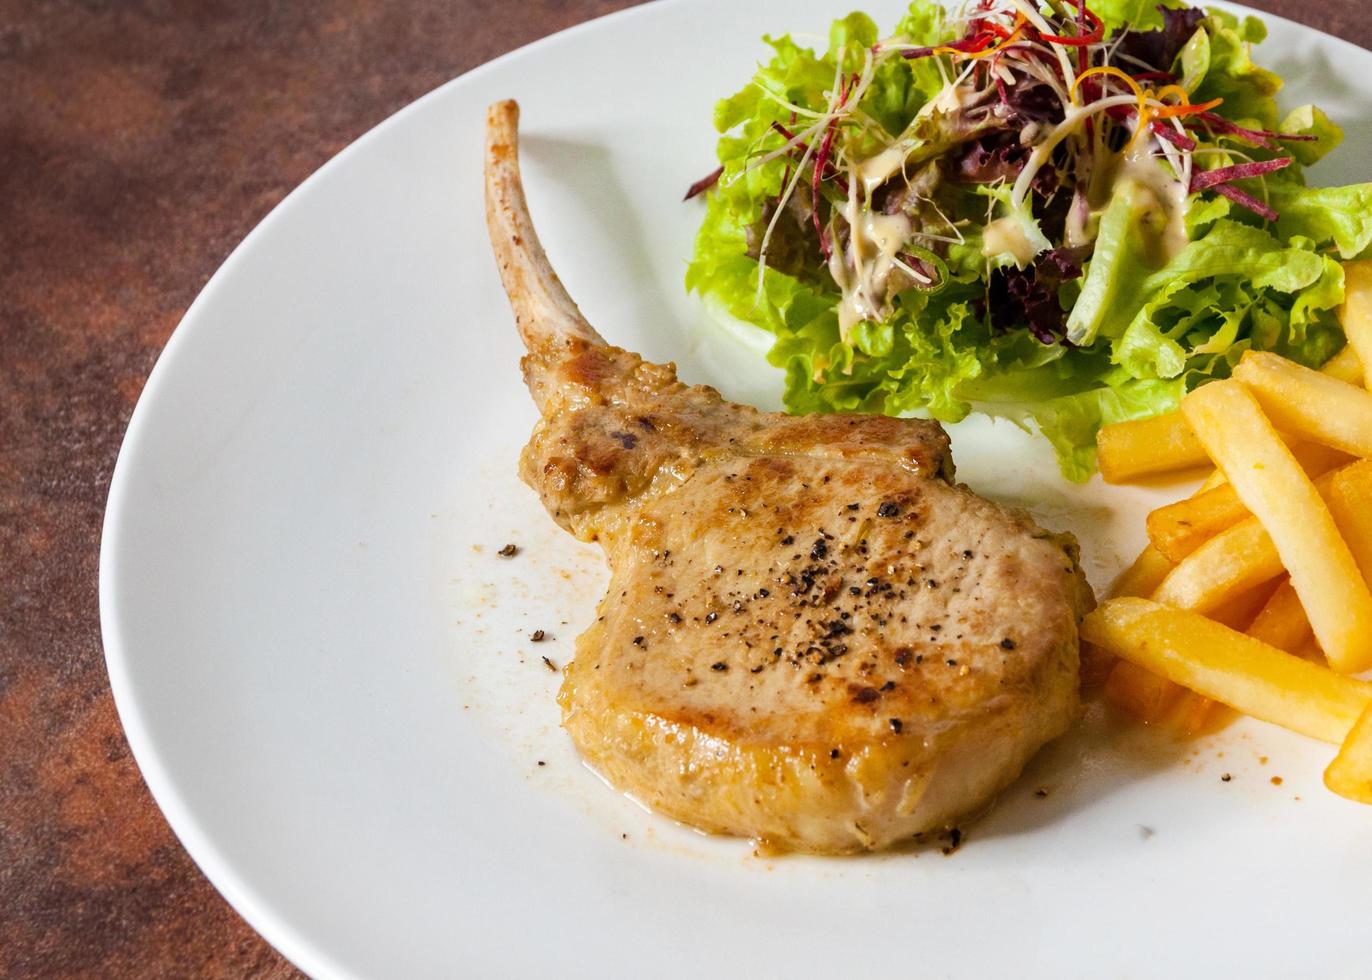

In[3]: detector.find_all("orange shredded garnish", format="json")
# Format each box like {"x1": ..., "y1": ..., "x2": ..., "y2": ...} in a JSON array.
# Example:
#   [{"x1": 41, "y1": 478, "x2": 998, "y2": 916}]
[
  {"x1": 1070, "y1": 65, "x2": 1146, "y2": 110},
  {"x1": 1152, "y1": 84, "x2": 1192, "y2": 106},
  {"x1": 1152, "y1": 97, "x2": 1224, "y2": 119},
  {"x1": 937, "y1": 13, "x2": 1026, "y2": 60}
]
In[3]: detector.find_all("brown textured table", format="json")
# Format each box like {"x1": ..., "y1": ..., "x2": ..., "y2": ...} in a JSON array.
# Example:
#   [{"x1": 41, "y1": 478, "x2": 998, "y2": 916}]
[{"x1": 1, "y1": 1, "x2": 1366, "y2": 976}]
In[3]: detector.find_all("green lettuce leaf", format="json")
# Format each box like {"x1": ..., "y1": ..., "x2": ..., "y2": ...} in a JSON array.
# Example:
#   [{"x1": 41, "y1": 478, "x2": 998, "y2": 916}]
[
  {"x1": 686, "y1": 3, "x2": 1363, "y2": 482},
  {"x1": 1270, "y1": 183, "x2": 1372, "y2": 259}
]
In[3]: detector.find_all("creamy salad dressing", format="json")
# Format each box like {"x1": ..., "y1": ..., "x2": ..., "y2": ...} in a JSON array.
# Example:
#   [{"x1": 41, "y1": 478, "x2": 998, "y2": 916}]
[
  {"x1": 845, "y1": 141, "x2": 1187, "y2": 327},
  {"x1": 857, "y1": 78, "x2": 982, "y2": 196},
  {"x1": 1066, "y1": 147, "x2": 1189, "y2": 261},
  {"x1": 1118, "y1": 150, "x2": 1190, "y2": 265},
  {"x1": 831, "y1": 181, "x2": 914, "y2": 338},
  {"x1": 858, "y1": 143, "x2": 912, "y2": 198},
  {"x1": 982, "y1": 216, "x2": 1043, "y2": 266}
]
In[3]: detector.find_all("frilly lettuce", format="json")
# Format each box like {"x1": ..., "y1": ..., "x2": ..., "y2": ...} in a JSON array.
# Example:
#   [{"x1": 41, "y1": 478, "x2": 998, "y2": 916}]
[{"x1": 686, "y1": 3, "x2": 1372, "y2": 480}]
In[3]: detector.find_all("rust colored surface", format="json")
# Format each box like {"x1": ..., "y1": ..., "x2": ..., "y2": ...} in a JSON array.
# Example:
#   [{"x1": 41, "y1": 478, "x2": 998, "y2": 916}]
[{"x1": 0, "y1": 0, "x2": 1367, "y2": 976}]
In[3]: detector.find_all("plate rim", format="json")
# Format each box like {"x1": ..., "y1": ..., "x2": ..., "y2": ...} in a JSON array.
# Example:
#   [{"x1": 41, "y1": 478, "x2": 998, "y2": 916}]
[
  {"x1": 97, "y1": 3, "x2": 688, "y2": 976},
  {"x1": 97, "y1": 2, "x2": 1367, "y2": 976}
]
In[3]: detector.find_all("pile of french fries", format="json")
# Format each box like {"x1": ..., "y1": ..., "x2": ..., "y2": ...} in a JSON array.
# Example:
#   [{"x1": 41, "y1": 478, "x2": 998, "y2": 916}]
[{"x1": 1085, "y1": 260, "x2": 1372, "y2": 805}]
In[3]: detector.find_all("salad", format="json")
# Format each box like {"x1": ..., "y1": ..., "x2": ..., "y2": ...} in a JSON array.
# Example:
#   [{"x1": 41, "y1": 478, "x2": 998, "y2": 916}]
[{"x1": 685, "y1": 0, "x2": 1372, "y2": 479}]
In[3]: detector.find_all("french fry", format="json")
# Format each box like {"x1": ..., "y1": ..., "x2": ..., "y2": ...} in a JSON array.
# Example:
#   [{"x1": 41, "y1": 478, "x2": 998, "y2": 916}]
[
  {"x1": 1208, "y1": 581, "x2": 1280, "y2": 631},
  {"x1": 1096, "y1": 348, "x2": 1362, "y2": 484},
  {"x1": 1168, "y1": 690, "x2": 1228, "y2": 738},
  {"x1": 1146, "y1": 487, "x2": 1251, "y2": 564},
  {"x1": 1181, "y1": 381, "x2": 1372, "y2": 674},
  {"x1": 1321, "y1": 342, "x2": 1365, "y2": 386},
  {"x1": 1232, "y1": 351, "x2": 1372, "y2": 458},
  {"x1": 1152, "y1": 468, "x2": 1347, "y2": 615},
  {"x1": 1109, "y1": 543, "x2": 1174, "y2": 599},
  {"x1": 1097, "y1": 412, "x2": 1209, "y2": 483},
  {"x1": 1098, "y1": 519, "x2": 1186, "y2": 701},
  {"x1": 1198, "y1": 468, "x2": 1226, "y2": 492},
  {"x1": 1340, "y1": 260, "x2": 1372, "y2": 389},
  {"x1": 1082, "y1": 598, "x2": 1372, "y2": 744},
  {"x1": 1086, "y1": 546, "x2": 1169, "y2": 691},
  {"x1": 1246, "y1": 578, "x2": 1311, "y2": 656},
  {"x1": 1105, "y1": 573, "x2": 1268, "y2": 724},
  {"x1": 1104, "y1": 659, "x2": 1183, "y2": 723},
  {"x1": 1145, "y1": 443, "x2": 1348, "y2": 562},
  {"x1": 1152, "y1": 515, "x2": 1286, "y2": 613},
  {"x1": 1164, "y1": 585, "x2": 1276, "y2": 736},
  {"x1": 1325, "y1": 703, "x2": 1372, "y2": 804},
  {"x1": 1325, "y1": 460, "x2": 1372, "y2": 586},
  {"x1": 1296, "y1": 637, "x2": 1328, "y2": 663}
]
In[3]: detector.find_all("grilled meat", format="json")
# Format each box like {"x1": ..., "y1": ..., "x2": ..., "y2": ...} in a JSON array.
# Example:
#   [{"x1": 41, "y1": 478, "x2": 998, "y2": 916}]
[{"x1": 484, "y1": 99, "x2": 1093, "y2": 853}]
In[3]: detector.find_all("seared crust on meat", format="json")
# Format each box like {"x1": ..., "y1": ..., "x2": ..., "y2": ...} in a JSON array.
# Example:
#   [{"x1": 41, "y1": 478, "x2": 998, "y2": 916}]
[
  {"x1": 559, "y1": 456, "x2": 1089, "y2": 851},
  {"x1": 484, "y1": 100, "x2": 1094, "y2": 852}
]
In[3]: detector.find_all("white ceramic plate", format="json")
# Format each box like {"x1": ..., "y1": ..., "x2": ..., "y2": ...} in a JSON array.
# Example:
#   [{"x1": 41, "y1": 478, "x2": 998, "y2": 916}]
[{"x1": 101, "y1": 3, "x2": 1372, "y2": 976}]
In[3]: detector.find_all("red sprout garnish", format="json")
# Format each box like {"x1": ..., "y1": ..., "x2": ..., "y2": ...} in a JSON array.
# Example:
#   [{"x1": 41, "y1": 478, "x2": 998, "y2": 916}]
[
  {"x1": 683, "y1": 165, "x2": 724, "y2": 201},
  {"x1": 771, "y1": 121, "x2": 849, "y2": 190},
  {"x1": 1076, "y1": 0, "x2": 1090, "y2": 73},
  {"x1": 811, "y1": 78, "x2": 853, "y2": 259},
  {"x1": 900, "y1": 32, "x2": 995, "y2": 60},
  {"x1": 1039, "y1": 2, "x2": 1104, "y2": 46},
  {"x1": 1151, "y1": 120, "x2": 1197, "y2": 151},
  {"x1": 994, "y1": 66, "x2": 1012, "y2": 108},
  {"x1": 1212, "y1": 182, "x2": 1279, "y2": 222},
  {"x1": 1189, "y1": 156, "x2": 1293, "y2": 193},
  {"x1": 1194, "y1": 112, "x2": 1319, "y2": 150}
]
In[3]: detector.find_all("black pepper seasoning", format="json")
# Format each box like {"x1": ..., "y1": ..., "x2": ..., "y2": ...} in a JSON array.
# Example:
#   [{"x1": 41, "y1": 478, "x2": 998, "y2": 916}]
[{"x1": 497, "y1": 543, "x2": 518, "y2": 557}]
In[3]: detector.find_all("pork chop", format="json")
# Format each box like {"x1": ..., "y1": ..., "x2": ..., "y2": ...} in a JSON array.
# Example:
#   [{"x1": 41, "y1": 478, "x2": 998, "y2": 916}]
[{"x1": 484, "y1": 99, "x2": 1094, "y2": 853}]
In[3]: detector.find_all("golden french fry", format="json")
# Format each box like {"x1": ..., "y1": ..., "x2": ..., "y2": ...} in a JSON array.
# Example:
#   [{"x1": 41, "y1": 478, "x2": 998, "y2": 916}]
[
  {"x1": 1246, "y1": 578, "x2": 1311, "y2": 656},
  {"x1": 1209, "y1": 581, "x2": 1280, "y2": 631},
  {"x1": 1198, "y1": 468, "x2": 1226, "y2": 491},
  {"x1": 1325, "y1": 703, "x2": 1372, "y2": 804},
  {"x1": 1296, "y1": 637, "x2": 1328, "y2": 663},
  {"x1": 1146, "y1": 487, "x2": 1250, "y2": 564},
  {"x1": 1095, "y1": 349, "x2": 1361, "y2": 485},
  {"x1": 1326, "y1": 460, "x2": 1372, "y2": 586},
  {"x1": 1145, "y1": 443, "x2": 1348, "y2": 562},
  {"x1": 1321, "y1": 343, "x2": 1365, "y2": 386},
  {"x1": 1109, "y1": 543, "x2": 1174, "y2": 599},
  {"x1": 1104, "y1": 658, "x2": 1183, "y2": 723},
  {"x1": 1152, "y1": 515, "x2": 1286, "y2": 613},
  {"x1": 1340, "y1": 260, "x2": 1372, "y2": 389},
  {"x1": 1152, "y1": 468, "x2": 1348, "y2": 615},
  {"x1": 1097, "y1": 412, "x2": 1209, "y2": 484},
  {"x1": 1082, "y1": 598, "x2": 1372, "y2": 744},
  {"x1": 1150, "y1": 583, "x2": 1275, "y2": 736},
  {"x1": 1232, "y1": 351, "x2": 1372, "y2": 457},
  {"x1": 1165, "y1": 690, "x2": 1230, "y2": 738},
  {"x1": 1084, "y1": 545, "x2": 1171, "y2": 691},
  {"x1": 1181, "y1": 381, "x2": 1372, "y2": 674}
]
